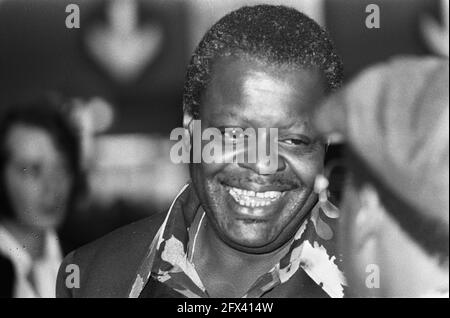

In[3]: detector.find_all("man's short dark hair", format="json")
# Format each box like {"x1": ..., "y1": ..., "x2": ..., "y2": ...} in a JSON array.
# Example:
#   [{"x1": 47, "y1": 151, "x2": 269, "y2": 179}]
[
  {"x1": 183, "y1": 4, "x2": 343, "y2": 118},
  {"x1": 0, "y1": 95, "x2": 85, "y2": 220}
]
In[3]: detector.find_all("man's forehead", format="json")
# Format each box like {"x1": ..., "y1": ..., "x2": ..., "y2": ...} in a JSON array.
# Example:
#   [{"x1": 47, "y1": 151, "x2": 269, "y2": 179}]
[
  {"x1": 202, "y1": 57, "x2": 325, "y2": 120},
  {"x1": 215, "y1": 109, "x2": 313, "y2": 132},
  {"x1": 242, "y1": 70, "x2": 296, "y2": 97},
  {"x1": 209, "y1": 56, "x2": 324, "y2": 93},
  {"x1": 213, "y1": 55, "x2": 321, "y2": 79}
]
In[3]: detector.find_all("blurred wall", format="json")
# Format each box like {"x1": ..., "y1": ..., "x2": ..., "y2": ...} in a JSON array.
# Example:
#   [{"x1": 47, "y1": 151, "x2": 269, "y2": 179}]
[
  {"x1": 1, "y1": 0, "x2": 443, "y2": 121},
  {"x1": 0, "y1": 0, "x2": 445, "y2": 247}
]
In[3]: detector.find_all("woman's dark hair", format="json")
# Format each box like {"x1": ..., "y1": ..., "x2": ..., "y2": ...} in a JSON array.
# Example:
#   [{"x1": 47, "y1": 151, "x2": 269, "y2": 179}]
[{"x1": 0, "y1": 95, "x2": 85, "y2": 221}]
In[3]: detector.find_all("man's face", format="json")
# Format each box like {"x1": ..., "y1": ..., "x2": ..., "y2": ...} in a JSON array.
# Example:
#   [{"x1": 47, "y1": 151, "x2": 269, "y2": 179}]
[
  {"x1": 4, "y1": 124, "x2": 73, "y2": 231},
  {"x1": 188, "y1": 57, "x2": 326, "y2": 253}
]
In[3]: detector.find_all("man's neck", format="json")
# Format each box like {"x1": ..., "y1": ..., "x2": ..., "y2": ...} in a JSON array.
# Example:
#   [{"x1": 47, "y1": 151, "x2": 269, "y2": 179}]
[{"x1": 192, "y1": 216, "x2": 292, "y2": 297}]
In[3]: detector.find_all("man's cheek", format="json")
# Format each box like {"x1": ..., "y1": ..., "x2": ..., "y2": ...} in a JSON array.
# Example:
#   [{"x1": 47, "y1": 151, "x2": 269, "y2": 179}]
[
  {"x1": 286, "y1": 158, "x2": 323, "y2": 186},
  {"x1": 198, "y1": 162, "x2": 228, "y2": 177}
]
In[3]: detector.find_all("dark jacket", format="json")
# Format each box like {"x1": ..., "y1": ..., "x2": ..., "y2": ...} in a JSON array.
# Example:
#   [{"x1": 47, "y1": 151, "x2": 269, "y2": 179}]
[
  {"x1": 0, "y1": 254, "x2": 14, "y2": 298},
  {"x1": 56, "y1": 212, "x2": 166, "y2": 298}
]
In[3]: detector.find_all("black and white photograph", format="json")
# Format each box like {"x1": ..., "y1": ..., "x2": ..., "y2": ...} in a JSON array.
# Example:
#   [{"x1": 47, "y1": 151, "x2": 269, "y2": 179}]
[{"x1": 0, "y1": 0, "x2": 448, "y2": 304}]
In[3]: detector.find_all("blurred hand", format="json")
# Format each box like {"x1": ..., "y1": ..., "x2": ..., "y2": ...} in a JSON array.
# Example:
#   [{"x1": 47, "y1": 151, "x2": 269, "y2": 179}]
[{"x1": 313, "y1": 56, "x2": 449, "y2": 229}]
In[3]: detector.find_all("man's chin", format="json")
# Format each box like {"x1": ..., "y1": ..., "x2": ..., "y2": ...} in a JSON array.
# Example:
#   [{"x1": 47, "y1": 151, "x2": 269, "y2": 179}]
[
  {"x1": 202, "y1": 182, "x2": 315, "y2": 253},
  {"x1": 223, "y1": 237, "x2": 277, "y2": 254},
  {"x1": 215, "y1": 220, "x2": 288, "y2": 254}
]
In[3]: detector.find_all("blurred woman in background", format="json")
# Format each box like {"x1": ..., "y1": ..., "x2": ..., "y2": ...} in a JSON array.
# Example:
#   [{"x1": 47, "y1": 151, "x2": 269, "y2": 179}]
[{"x1": 0, "y1": 96, "x2": 83, "y2": 297}]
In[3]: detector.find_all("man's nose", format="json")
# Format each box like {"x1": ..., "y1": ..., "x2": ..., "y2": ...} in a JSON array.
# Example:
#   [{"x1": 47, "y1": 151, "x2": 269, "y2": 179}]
[
  {"x1": 238, "y1": 154, "x2": 286, "y2": 175},
  {"x1": 236, "y1": 128, "x2": 285, "y2": 175}
]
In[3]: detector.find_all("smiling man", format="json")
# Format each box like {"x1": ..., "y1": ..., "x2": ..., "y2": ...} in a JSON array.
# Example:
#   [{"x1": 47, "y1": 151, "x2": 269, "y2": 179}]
[{"x1": 57, "y1": 5, "x2": 346, "y2": 298}]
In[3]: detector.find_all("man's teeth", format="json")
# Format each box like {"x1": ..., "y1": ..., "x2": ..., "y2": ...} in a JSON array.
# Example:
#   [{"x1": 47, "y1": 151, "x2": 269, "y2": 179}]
[{"x1": 227, "y1": 187, "x2": 283, "y2": 207}]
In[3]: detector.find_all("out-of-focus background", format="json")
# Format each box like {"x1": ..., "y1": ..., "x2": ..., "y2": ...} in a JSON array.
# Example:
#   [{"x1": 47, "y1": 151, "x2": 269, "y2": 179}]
[{"x1": 0, "y1": 0, "x2": 447, "y2": 251}]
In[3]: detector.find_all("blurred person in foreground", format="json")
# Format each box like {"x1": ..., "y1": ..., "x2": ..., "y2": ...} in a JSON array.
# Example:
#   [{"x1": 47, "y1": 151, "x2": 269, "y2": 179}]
[
  {"x1": 313, "y1": 56, "x2": 449, "y2": 297},
  {"x1": 57, "y1": 5, "x2": 348, "y2": 298},
  {"x1": 0, "y1": 97, "x2": 83, "y2": 297}
]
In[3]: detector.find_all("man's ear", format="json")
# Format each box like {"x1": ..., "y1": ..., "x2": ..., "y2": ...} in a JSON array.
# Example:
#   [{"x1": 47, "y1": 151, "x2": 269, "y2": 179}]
[
  {"x1": 183, "y1": 111, "x2": 194, "y2": 131},
  {"x1": 183, "y1": 111, "x2": 194, "y2": 142}
]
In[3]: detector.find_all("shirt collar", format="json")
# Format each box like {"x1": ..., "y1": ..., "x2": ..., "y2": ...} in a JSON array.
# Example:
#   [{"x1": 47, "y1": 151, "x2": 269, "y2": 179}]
[
  {"x1": 0, "y1": 224, "x2": 62, "y2": 276},
  {"x1": 129, "y1": 184, "x2": 347, "y2": 298}
]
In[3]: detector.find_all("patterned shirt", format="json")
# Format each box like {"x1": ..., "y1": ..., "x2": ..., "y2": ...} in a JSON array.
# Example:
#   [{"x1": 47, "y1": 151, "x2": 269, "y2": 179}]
[{"x1": 129, "y1": 184, "x2": 347, "y2": 298}]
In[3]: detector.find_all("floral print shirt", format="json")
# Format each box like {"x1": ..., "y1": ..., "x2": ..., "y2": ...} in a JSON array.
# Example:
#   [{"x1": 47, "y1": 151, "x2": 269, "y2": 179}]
[{"x1": 129, "y1": 184, "x2": 347, "y2": 298}]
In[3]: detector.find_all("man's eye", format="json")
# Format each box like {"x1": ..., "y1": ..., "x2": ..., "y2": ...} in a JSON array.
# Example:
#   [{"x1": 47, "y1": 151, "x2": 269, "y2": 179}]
[
  {"x1": 223, "y1": 129, "x2": 245, "y2": 142},
  {"x1": 281, "y1": 138, "x2": 310, "y2": 146}
]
